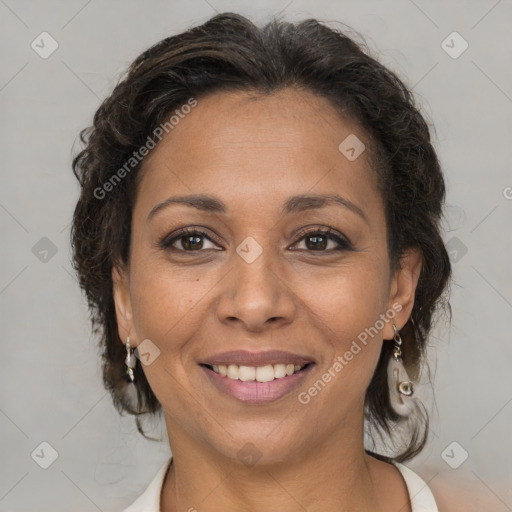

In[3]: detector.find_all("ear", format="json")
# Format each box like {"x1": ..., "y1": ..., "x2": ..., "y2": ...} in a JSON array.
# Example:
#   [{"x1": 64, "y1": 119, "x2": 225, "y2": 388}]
[
  {"x1": 112, "y1": 263, "x2": 137, "y2": 347},
  {"x1": 382, "y1": 247, "x2": 423, "y2": 340}
]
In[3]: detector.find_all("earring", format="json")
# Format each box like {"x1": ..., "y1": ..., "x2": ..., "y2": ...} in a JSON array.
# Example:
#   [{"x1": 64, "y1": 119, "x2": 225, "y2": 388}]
[
  {"x1": 387, "y1": 324, "x2": 416, "y2": 416},
  {"x1": 125, "y1": 336, "x2": 136, "y2": 383}
]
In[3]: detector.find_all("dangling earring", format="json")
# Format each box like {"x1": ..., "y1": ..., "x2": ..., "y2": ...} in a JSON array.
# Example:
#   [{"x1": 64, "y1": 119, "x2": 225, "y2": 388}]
[
  {"x1": 387, "y1": 324, "x2": 415, "y2": 416},
  {"x1": 125, "y1": 336, "x2": 136, "y2": 383}
]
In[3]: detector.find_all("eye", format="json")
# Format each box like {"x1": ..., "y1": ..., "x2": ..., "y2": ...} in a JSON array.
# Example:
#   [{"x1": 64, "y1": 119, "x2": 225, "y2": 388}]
[
  {"x1": 291, "y1": 227, "x2": 352, "y2": 252},
  {"x1": 158, "y1": 226, "x2": 352, "y2": 254},
  {"x1": 158, "y1": 228, "x2": 220, "y2": 252}
]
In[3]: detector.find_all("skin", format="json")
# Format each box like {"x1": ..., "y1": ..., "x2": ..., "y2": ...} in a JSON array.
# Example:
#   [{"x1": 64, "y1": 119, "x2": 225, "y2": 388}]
[{"x1": 112, "y1": 87, "x2": 423, "y2": 512}]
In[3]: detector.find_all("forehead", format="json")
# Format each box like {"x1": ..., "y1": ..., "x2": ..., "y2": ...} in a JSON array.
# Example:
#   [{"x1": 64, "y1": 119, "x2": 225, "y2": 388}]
[{"x1": 135, "y1": 88, "x2": 381, "y2": 218}]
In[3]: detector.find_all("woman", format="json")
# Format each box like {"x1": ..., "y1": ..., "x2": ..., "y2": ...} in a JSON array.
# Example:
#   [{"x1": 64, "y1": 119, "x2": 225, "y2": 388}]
[{"x1": 71, "y1": 12, "x2": 451, "y2": 512}]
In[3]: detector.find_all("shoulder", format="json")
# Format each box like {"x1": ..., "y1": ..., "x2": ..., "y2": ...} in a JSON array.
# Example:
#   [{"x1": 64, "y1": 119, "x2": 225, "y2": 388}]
[
  {"x1": 427, "y1": 471, "x2": 504, "y2": 512},
  {"x1": 121, "y1": 457, "x2": 172, "y2": 512},
  {"x1": 399, "y1": 464, "x2": 503, "y2": 512},
  {"x1": 394, "y1": 462, "x2": 439, "y2": 511}
]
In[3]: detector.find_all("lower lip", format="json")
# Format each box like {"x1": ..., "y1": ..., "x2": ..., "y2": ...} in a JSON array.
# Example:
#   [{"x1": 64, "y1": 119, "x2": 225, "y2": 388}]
[{"x1": 200, "y1": 364, "x2": 315, "y2": 404}]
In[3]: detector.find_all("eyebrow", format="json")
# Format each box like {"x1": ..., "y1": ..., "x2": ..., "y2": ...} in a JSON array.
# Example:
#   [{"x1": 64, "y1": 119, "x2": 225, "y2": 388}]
[{"x1": 147, "y1": 193, "x2": 368, "y2": 224}]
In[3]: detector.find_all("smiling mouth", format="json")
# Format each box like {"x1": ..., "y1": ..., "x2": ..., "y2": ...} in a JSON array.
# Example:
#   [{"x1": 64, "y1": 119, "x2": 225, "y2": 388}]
[{"x1": 200, "y1": 363, "x2": 314, "y2": 382}]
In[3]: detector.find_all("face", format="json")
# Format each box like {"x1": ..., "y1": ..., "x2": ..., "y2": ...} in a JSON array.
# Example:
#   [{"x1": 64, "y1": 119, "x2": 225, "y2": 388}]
[{"x1": 113, "y1": 87, "x2": 421, "y2": 465}]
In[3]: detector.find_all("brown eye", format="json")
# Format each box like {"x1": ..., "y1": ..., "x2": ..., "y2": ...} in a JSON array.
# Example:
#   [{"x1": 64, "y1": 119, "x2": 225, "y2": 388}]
[
  {"x1": 305, "y1": 234, "x2": 329, "y2": 250},
  {"x1": 180, "y1": 234, "x2": 205, "y2": 251}
]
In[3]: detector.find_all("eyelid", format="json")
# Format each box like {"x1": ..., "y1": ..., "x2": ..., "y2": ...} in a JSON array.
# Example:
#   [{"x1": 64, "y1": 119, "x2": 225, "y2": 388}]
[
  {"x1": 291, "y1": 226, "x2": 353, "y2": 249},
  {"x1": 157, "y1": 226, "x2": 221, "y2": 250}
]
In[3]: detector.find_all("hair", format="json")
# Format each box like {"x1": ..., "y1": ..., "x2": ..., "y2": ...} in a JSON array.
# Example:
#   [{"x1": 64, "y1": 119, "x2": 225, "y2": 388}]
[{"x1": 71, "y1": 12, "x2": 452, "y2": 462}]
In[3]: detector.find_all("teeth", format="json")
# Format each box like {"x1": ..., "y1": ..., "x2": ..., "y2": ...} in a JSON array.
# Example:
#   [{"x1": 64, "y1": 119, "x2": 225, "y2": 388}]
[
  {"x1": 227, "y1": 364, "x2": 239, "y2": 379},
  {"x1": 210, "y1": 363, "x2": 307, "y2": 382},
  {"x1": 256, "y1": 365, "x2": 274, "y2": 382},
  {"x1": 239, "y1": 366, "x2": 256, "y2": 381},
  {"x1": 274, "y1": 364, "x2": 286, "y2": 379}
]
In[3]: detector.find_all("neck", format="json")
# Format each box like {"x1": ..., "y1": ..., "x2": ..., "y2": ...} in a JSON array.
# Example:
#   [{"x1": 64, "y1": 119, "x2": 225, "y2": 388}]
[{"x1": 160, "y1": 417, "x2": 402, "y2": 512}]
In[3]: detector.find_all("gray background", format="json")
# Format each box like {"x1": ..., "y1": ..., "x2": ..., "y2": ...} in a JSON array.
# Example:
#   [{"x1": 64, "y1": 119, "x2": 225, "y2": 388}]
[{"x1": 1, "y1": 0, "x2": 511, "y2": 510}]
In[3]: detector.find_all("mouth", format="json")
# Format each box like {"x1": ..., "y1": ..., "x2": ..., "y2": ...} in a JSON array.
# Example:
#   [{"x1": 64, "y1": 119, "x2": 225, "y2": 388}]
[{"x1": 198, "y1": 351, "x2": 316, "y2": 404}]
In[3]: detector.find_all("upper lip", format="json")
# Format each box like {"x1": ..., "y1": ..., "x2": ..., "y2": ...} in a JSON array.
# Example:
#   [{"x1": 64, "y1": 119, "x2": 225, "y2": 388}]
[{"x1": 199, "y1": 350, "x2": 315, "y2": 367}]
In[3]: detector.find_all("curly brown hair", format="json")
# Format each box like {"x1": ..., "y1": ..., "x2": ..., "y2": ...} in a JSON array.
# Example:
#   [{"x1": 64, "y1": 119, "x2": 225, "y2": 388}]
[{"x1": 71, "y1": 12, "x2": 451, "y2": 462}]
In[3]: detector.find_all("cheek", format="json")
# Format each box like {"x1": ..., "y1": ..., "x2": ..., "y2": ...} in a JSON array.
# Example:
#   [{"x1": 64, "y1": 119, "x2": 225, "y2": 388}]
[
  {"x1": 301, "y1": 260, "x2": 389, "y2": 341},
  {"x1": 127, "y1": 263, "x2": 208, "y2": 409},
  {"x1": 299, "y1": 260, "x2": 388, "y2": 394},
  {"x1": 129, "y1": 259, "x2": 207, "y2": 345},
  {"x1": 301, "y1": 284, "x2": 385, "y2": 418}
]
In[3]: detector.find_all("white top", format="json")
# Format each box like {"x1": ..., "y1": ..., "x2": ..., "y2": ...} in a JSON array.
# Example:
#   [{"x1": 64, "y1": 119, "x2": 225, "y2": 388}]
[{"x1": 122, "y1": 457, "x2": 439, "y2": 512}]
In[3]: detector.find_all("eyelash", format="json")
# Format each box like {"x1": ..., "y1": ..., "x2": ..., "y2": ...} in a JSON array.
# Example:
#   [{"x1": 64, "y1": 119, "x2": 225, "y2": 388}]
[{"x1": 158, "y1": 226, "x2": 353, "y2": 254}]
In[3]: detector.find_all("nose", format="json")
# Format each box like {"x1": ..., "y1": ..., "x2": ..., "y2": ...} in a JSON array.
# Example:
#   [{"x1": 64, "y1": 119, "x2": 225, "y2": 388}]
[{"x1": 215, "y1": 245, "x2": 297, "y2": 333}]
